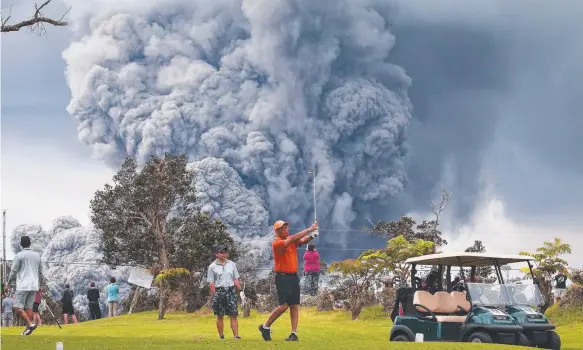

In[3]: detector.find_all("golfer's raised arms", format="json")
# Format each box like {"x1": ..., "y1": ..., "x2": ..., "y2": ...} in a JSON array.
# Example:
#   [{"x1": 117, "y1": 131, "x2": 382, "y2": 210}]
[{"x1": 281, "y1": 222, "x2": 318, "y2": 250}]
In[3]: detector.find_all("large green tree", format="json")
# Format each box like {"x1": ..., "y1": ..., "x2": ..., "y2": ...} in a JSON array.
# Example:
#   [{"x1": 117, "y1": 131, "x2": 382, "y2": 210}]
[
  {"x1": 90, "y1": 153, "x2": 237, "y2": 319},
  {"x1": 520, "y1": 238, "x2": 572, "y2": 313}
]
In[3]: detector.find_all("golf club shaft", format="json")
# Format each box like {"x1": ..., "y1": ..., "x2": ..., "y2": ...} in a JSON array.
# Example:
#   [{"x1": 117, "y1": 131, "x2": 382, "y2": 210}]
[{"x1": 313, "y1": 171, "x2": 317, "y2": 222}]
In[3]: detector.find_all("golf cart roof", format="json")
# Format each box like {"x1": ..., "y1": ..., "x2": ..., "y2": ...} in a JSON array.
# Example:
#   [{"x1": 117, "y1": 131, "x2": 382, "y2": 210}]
[{"x1": 405, "y1": 253, "x2": 535, "y2": 267}]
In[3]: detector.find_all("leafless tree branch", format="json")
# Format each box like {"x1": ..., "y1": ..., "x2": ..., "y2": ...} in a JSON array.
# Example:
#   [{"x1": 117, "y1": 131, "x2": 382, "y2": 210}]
[
  {"x1": 427, "y1": 185, "x2": 452, "y2": 228},
  {"x1": 1, "y1": 0, "x2": 70, "y2": 35}
]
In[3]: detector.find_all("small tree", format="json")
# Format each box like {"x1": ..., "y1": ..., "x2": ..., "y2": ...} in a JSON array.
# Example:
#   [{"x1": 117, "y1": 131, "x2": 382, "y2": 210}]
[
  {"x1": 520, "y1": 238, "x2": 572, "y2": 313},
  {"x1": 328, "y1": 236, "x2": 434, "y2": 319},
  {"x1": 1, "y1": 0, "x2": 70, "y2": 34},
  {"x1": 464, "y1": 240, "x2": 493, "y2": 280},
  {"x1": 91, "y1": 153, "x2": 236, "y2": 319},
  {"x1": 367, "y1": 236, "x2": 435, "y2": 284},
  {"x1": 328, "y1": 257, "x2": 384, "y2": 320}
]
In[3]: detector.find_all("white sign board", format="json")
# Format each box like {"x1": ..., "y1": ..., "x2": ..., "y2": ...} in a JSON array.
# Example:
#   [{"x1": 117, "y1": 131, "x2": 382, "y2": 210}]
[{"x1": 128, "y1": 268, "x2": 154, "y2": 289}]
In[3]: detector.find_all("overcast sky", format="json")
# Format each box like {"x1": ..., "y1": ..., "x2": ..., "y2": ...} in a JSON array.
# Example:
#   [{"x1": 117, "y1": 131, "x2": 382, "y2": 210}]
[{"x1": 1, "y1": 0, "x2": 581, "y2": 267}]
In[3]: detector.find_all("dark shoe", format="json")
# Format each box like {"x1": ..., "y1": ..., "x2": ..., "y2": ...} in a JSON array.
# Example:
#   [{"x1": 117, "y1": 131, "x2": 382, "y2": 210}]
[
  {"x1": 285, "y1": 333, "x2": 299, "y2": 341},
  {"x1": 23, "y1": 323, "x2": 37, "y2": 336},
  {"x1": 258, "y1": 324, "x2": 272, "y2": 341},
  {"x1": 234, "y1": 336, "x2": 241, "y2": 340}
]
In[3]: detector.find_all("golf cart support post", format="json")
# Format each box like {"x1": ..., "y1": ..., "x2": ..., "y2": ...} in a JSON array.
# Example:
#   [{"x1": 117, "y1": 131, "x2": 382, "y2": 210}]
[{"x1": 389, "y1": 253, "x2": 561, "y2": 349}]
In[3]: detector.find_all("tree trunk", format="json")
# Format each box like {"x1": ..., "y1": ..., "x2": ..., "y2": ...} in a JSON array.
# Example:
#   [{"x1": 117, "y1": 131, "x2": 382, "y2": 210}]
[
  {"x1": 351, "y1": 302, "x2": 362, "y2": 320},
  {"x1": 538, "y1": 279, "x2": 553, "y2": 314},
  {"x1": 243, "y1": 302, "x2": 252, "y2": 318},
  {"x1": 158, "y1": 288, "x2": 169, "y2": 320},
  {"x1": 155, "y1": 223, "x2": 170, "y2": 320}
]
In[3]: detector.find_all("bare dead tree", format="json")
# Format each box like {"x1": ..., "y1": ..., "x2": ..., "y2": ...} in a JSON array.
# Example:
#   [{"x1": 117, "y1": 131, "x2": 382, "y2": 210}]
[
  {"x1": 427, "y1": 185, "x2": 452, "y2": 229},
  {"x1": 1, "y1": 0, "x2": 70, "y2": 35}
]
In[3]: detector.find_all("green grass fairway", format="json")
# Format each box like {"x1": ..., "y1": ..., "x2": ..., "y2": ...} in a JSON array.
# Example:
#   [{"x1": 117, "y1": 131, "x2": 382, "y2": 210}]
[{"x1": 2, "y1": 306, "x2": 581, "y2": 349}]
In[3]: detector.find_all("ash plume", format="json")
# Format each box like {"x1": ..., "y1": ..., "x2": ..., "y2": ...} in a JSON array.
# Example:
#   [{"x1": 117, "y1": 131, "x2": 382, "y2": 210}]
[{"x1": 62, "y1": 0, "x2": 413, "y2": 246}]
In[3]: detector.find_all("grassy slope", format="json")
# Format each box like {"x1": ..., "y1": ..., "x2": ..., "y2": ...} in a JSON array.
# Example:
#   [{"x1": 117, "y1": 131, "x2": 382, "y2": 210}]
[{"x1": 2, "y1": 306, "x2": 581, "y2": 349}]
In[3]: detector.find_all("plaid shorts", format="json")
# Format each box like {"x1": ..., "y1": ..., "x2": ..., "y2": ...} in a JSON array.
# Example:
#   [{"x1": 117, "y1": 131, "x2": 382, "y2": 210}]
[{"x1": 212, "y1": 287, "x2": 238, "y2": 317}]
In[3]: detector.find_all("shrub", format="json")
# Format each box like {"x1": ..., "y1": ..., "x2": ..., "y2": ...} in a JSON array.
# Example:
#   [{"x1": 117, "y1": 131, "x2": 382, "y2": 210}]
[
  {"x1": 316, "y1": 289, "x2": 334, "y2": 311},
  {"x1": 154, "y1": 268, "x2": 190, "y2": 291}
]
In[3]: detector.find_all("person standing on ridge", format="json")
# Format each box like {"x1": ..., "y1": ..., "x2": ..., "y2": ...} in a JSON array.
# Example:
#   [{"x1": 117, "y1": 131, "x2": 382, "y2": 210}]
[
  {"x1": 32, "y1": 290, "x2": 42, "y2": 326},
  {"x1": 106, "y1": 277, "x2": 120, "y2": 317},
  {"x1": 61, "y1": 284, "x2": 78, "y2": 324},
  {"x1": 87, "y1": 281, "x2": 102, "y2": 320},
  {"x1": 554, "y1": 271, "x2": 568, "y2": 304},
  {"x1": 303, "y1": 243, "x2": 321, "y2": 296},
  {"x1": 7, "y1": 235, "x2": 42, "y2": 335},
  {"x1": 259, "y1": 220, "x2": 318, "y2": 341}
]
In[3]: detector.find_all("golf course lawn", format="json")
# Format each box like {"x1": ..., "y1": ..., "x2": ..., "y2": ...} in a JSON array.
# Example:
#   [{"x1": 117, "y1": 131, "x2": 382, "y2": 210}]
[{"x1": 2, "y1": 306, "x2": 581, "y2": 349}]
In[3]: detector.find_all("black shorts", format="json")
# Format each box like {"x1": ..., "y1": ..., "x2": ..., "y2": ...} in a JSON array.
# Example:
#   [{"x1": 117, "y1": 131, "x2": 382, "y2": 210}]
[
  {"x1": 275, "y1": 273, "x2": 300, "y2": 306},
  {"x1": 62, "y1": 304, "x2": 75, "y2": 316},
  {"x1": 33, "y1": 302, "x2": 40, "y2": 313},
  {"x1": 212, "y1": 287, "x2": 238, "y2": 317}
]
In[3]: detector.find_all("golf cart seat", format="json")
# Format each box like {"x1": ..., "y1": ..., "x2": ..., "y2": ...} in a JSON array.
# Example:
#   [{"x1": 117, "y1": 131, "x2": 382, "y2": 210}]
[
  {"x1": 413, "y1": 291, "x2": 468, "y2": 323},
  {"x1": 451, "y1": 291, "x2": 471, "y2": 312}
]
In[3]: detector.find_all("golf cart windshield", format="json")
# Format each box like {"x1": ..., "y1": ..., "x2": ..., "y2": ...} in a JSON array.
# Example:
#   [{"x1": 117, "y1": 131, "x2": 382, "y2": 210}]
[
  {"x1": 466, "y1": 283, "x2": 544, "y2": 307},
  {"x1": 505, "y1": 283, "x2": 544, "y2": 306}
]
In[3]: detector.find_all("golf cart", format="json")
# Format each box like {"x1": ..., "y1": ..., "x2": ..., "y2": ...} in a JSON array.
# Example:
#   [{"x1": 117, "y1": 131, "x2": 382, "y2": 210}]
[{"x1": 389, "y1": 253, "x2": 560, "y2": 349}]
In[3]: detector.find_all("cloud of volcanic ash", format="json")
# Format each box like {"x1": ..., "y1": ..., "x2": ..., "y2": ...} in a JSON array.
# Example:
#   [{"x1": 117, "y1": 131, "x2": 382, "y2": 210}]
[{"x1": 62, "y1": 0, "x2": 413, "y2": 248}]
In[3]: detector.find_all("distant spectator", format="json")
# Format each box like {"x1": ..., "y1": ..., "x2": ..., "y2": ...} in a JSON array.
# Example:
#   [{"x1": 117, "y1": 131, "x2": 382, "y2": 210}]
[
  {"x1": 87, "y1": 281, "x2": 102, "y2": 320},
  {"x1": 32, "y1": 291, "x2": 42, "y2": 326},
  {"x1": 2, "y1": 292, "x2": 14, "y2": 327},
  {"x1": 7, "y1": 235, "x2": 42, "y2": 335},
  {"x1": 106, "y1": 277, "x2": 119, "y2": 317},
  {"x1": 303, "y1": 243, "x2": 320, "y2": 296},
  {"x1": 61, "y1": 284, "x2": 78, "y2": 324},
  {"x1": 554, "y1": 272, "x2": 568, "y2": 304}
]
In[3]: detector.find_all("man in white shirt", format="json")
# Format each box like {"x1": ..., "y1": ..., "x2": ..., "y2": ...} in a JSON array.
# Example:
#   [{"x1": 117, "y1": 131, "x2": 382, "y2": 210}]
[
  {"x1": 7, "y1": 235, "x2": 43, "y2": 335},
  {"x1": 207, "y1": 245, "x2": 242, "y2": 340}
]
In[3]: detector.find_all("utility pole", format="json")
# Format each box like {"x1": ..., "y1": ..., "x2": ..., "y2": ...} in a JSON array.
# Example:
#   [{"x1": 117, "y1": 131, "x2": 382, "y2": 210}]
[{"x1": 2, "y1": 210, "x2": 6, "y2": 283}]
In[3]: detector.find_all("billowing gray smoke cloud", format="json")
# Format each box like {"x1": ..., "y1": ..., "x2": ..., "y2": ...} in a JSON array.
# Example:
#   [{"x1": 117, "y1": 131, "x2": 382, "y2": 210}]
[
  {"x1": 62, "y1": 0, "x2": 413, "y2": 248},
  {"x1": 11, "y1": 217, "x2": 131, "y2": 319},
  {"x1": 61, "y1": 0, "x2": 583, "y2": 262},
  {"x1": 187, "y1": 157, "x2": 272, "y2": 263}
]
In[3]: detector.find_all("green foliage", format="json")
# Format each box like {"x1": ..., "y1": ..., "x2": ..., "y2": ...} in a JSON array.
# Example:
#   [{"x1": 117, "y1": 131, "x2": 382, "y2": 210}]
[
  {"x1": 90, "y1": 153, "x2": 237, "y2": 273},
  {"x1": 168, "y1": 213, "x2": 239, "y2": 277},
  {"x1": 519, "y1": 238, "x2": 572, "y2": 313},
  {"x1": 91, "y1": 153, "x2": 195, "y2": 269},
  {"x1": 363, "y1": 235, "x2": 435, "y2": 282},
  {"x1": 90, "y1": 153, "x2": 239, "y2": 319},
  {"x1": 154, "y1": 268, "x2": 190, "y2": 291},
  {"x1": 328, "y1": 236, "x2": 434, "y2": 319},
  {"x1": 519, "y1": 238, "x2": 572, "y2": 279},
  {"x1": 367, "y1": 216, "x2": 447, "y2": 251}
]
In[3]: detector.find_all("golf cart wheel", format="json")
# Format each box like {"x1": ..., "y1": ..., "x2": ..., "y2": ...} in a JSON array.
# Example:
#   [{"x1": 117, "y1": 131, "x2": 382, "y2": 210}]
[
  {"x1": 392, "y1": 334, "x2": 410, "y2": 342},
  {"x1": 545, "y1": 331, "x2": 561, "y2": 350},
  {"x1": 467, "y1": 331, "x2": 493, "y2": 343},
  {"x1": 517, "y1": 333, "x2": 530, "y2": 347}
]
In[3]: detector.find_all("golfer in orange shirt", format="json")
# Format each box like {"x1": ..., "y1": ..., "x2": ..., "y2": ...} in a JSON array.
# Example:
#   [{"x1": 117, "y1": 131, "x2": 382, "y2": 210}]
[{"x1": 259, "y1": 220, "x2": 319, "y2": 341}]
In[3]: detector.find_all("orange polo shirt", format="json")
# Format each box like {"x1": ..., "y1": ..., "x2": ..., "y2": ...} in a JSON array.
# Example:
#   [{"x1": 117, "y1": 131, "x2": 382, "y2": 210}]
[{"x1": 273, "y1": 237, "x2": 298, "y2": 273}]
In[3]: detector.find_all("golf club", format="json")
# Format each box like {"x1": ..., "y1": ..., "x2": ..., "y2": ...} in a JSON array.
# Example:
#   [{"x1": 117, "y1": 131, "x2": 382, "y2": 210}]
[
  {"x1": 41, "y1": 276, "x2": 62, "y2": 329},
  {"x1": 307, "y1": 170, "x2": 319, "y2": 251}
]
